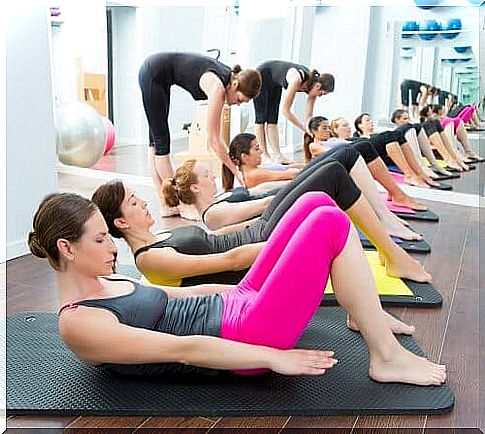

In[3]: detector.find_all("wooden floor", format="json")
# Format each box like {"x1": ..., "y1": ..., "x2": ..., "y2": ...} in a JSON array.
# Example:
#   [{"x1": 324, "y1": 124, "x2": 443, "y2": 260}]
[{"x1": 6, "y1": 140, "x2": 485, "y2": 431}]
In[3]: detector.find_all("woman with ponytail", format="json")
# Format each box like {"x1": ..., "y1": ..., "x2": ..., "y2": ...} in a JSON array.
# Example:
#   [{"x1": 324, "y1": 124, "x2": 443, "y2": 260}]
[
  {"x1": 253, "y1": 60, "x2": 334, "y2": 164},
  {"x1": 139, "y1": 52, "x2": 261, "y2": 216}
]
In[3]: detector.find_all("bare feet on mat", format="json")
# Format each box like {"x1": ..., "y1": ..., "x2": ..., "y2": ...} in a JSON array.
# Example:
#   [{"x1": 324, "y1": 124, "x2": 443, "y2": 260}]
[
  {"x1": 390, "y1": 194, "x2": 427, "y2": 212},
  {"x1": 404, "y1": 175, "x2": 429, "y2": 188},
  {"x1": 369, "y1": 345, "x2": 446, "y2": 386},
  {"x1": 347, "y1": 311, "x2": 415, "y2": 335},
  {"x1": 384, "y1": 250, "x2": 432, "y2": 283}
]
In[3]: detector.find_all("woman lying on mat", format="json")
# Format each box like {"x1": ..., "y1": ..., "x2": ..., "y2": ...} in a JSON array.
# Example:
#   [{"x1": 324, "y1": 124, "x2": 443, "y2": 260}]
[
  {"x1": 417, "y1": 106, "x2": 471, "y2": 172},
  {"x1": 91, "y1": 163, "x2": 431, "y2": 289},
  {"x1": 390, "y1": 110, "x2": 454, "y2": 177},
  {"x1": 225, "y1": 131, "x2": 420, "y2": 239},
  {"x1": 305, "y1": 115, "x2": 428, "y2": 210},
  {"x1": 29, "y1": 191, "x2": 446, "y2": 384},
  {"x1": 352, "y1": 113, "x2": 441, "y2": 188},
  {"x1": 430, "y1": 105, "x2": 483, "y2": 162}
]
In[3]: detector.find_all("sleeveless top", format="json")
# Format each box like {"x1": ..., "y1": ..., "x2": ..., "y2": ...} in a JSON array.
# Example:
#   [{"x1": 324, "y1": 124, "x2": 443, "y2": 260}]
[
  {"x1": 144, "y1": 52, "x2": 232, "y2": 100},
  {"x1": 134, "y1": 225, "x2": 265, "y2": 287},
  {"x1": 59, "y1": 278, "x2": 223, "y2": 376},
  {"x1": 257, "y1": 60, "x2": 310, "y2": 90},
  {"x1": 201, "y1": 187, "x2": 281, "y2": 225}
]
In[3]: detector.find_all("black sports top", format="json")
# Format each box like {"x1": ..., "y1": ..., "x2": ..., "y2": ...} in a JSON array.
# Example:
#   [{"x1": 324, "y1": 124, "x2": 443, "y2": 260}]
[
  {"x1": 395, "y1": 123, "x2": 422, "y2": 138},
  {"x1": 201, "y1": 187, "x2": 281, "y2": 225},
  {"x1": 60, "y1": 278, "x2": 223, "y2": 376},
  {"x1": 257, "y1": 60, "x2": 310, "y2": 90},
  {"x1": 144, "y1": 52, "x2": 232, "y2": 100},
  {"x1": 134, "y1": 225, "x2": 265, "y2": 286}
]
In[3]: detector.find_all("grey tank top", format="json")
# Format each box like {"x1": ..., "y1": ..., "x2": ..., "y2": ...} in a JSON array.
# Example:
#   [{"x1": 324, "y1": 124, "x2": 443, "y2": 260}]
[{"x1": 73, "y1": 278, "x2": 223, "y2": 376}]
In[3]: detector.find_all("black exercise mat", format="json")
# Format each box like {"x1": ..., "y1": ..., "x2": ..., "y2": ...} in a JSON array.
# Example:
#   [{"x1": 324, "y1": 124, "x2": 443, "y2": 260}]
[
  {"x1": 431, "y1": 171, "x2": 460, "y2": 181},
  {"x1": 322, "y1": 279, "x2": 442, "y2": 308},
  {"x1": 359, "y1": 231, "x2": 431, "y2": 254},
  {"x1": 429, "y1": 182, "x2": 452, "y2": 191},
  {"x1": 119, "y1": 264, "x2": 441, "y2": 308},
  {"x1": 392, "y1": 208, "x2": 439, "y2": 222},
  {"x1": 7, "y1": 309, "x2": 454, "y2": 417}
]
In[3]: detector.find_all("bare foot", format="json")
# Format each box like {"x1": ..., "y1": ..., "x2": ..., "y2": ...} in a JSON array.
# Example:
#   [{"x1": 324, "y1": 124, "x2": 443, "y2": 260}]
[
  {"x1": 404, "y1": 175, "x2": 429, "y2": 188},
  {"x1": 369, "y1": 346, "x2": 446, "y2": 386},
  {"x1": 446, "y1": 161, "x2": 464, "y2": 172},
  {"x1": 347, "y1": 311, "x2": 415, "y2": 335},
  {"x1": 425, "y1": 178, "x2": 441, "y2": 187},
  {"x1": 431, "y1": 166, "x2": 453, "y2": 177},
  {"x1": 383, "y1": 218, "x2": 422, "y2": 241},
  {"x1": 391, "y1": 194, "x2": 427, "y2": 212},
  {"x1": 384, "y1": 250, "x2": 432, "y2": 282}
]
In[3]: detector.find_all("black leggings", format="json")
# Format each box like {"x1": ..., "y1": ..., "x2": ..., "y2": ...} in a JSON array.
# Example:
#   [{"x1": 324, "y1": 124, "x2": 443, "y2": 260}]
[
  {"x1": 259, "y1": 159, "x2": 361, "y2": 238},
  {"x1": 421, "y1": 119, "x2": 444, "y2": 136},
  {"x1": 355, "y1": 131, "x2": 404, "y2": 166},
  {"x1": 138, "y1": 61, "x2": 171, "y2": 156}
]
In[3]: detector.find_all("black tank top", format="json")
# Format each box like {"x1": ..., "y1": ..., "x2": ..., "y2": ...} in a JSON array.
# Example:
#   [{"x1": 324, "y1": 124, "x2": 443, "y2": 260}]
[
  {"x1": 144, "y1": 52, "x2": 232, "y2": 100},
  {"x1": 134, "y1": 225, "x2": 265, "y2": 286},
  {"x1": 395, "y1": 123, "x2": 422, "y2": 137},
  {"x1": 201, "y1": 187, "x2": 281, "y2": 224},
  {"x1": 257, "y1": 60, "x2": 310, "y2": 90},
  {"x1": 71, "y1": 278, "x2": 223, "y2": 376}
]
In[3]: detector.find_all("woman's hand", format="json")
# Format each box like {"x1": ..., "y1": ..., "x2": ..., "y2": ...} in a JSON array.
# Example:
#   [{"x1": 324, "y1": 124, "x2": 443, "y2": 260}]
[{"x1": 269, "y1": 348, "x2": 338, "y2": 376}]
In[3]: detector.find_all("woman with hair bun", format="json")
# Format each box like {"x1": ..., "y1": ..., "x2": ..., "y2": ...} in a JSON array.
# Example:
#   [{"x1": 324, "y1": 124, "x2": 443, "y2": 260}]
[
  {"x1": 138, "y1": 52, "x2": 261, "y2": 216},
  {"x1": 253, "y1": 60, "x2": 334, "y2": 163}
]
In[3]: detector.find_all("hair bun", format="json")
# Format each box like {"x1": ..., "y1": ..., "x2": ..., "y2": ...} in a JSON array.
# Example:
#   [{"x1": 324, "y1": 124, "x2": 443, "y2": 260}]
[
  {"x1": 232, "y1": 64, "x2": 242, "y2": 74},
  {"x1": 28, "y1": 231, "x2": 46, "y2": 258}
]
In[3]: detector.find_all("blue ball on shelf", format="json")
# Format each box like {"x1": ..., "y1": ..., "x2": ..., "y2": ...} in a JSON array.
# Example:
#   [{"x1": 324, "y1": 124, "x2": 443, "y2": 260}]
[
  {"x1": 442, "y1": 18, "x2": 462, "y2": 39},
  {"x1": 454, "y1": 46, "x2": 470, "y2": 54},
  {"x1": 402, "y1": 21, "x2": 419, "y2": 38},
  {"x1": 418, "y1": 19, "x2": 441, "y2": 40},
  {"x1": 414, "y1": 0, "x2": 442, "y2": 8}
]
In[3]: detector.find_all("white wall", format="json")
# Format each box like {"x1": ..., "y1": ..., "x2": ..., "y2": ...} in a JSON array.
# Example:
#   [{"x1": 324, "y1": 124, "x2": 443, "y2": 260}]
[
  {"x1": 6, "y1": 5, "x2": 58, "y2": 259},
  {"x1": 309, "y1": 6, "x2": 372, "y2": 124}
]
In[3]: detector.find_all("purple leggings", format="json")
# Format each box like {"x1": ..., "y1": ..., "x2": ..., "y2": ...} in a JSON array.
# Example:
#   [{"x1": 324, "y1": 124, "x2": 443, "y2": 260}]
[{"x1": 220, "y1": 192, "x2": 351, "y2": 374}]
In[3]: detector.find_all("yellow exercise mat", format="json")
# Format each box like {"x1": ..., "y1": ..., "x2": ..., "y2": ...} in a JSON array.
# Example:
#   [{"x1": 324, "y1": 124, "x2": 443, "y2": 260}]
[
  {"x1": 423, "y1": 158, "x2": 447, "y2": 168},
  {"x1": 325, "y1": 251, "x2": 413, "y2": 296}
]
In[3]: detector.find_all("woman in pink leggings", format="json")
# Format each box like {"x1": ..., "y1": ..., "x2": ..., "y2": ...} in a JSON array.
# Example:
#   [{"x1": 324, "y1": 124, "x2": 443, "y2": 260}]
[
  {"x1": 31, "y1": 191, "x2": 446, "y2": 385},
  {"x1": 432, "y1": 105, "x2": 482, "y2": 161}
]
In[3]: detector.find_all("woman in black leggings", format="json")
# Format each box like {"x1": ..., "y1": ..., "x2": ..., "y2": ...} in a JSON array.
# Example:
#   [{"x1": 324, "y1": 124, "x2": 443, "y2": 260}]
[
  {"x1": 138, "y1": 52, "x2": 261, "y2": 215},
  {"x1": 253, "y1": 60, "x2": 334, "y2": 163},
  {"x1": 92, "y1": 159, "x2": 431, "y2": 288}
]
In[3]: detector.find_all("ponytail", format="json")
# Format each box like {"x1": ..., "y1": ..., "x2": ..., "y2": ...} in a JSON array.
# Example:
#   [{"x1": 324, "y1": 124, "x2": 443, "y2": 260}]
[
  {"x1": 222, "y1": 165, "x2": 235, "y2": 191},
  {"x1": 303, "y1": 132, "x2": 314, "y2": 163},
  {"x1": 161, "y1": 178, "x2": 181, "y2": 208}
]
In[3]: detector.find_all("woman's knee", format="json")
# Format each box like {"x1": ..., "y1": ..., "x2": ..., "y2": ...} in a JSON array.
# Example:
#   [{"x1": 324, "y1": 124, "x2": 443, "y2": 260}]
[
  {"x1": 293, "y1": 191, "x2": 338, "y2": 209},
  {"x1": 306, "y1": 207, "x2": 351, "y2": 254}
]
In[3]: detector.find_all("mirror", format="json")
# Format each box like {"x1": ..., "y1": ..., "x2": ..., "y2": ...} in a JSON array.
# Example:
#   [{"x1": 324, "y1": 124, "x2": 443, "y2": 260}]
[{"x1": 395, "y1": 8, "x2": 479, "y2": 117}]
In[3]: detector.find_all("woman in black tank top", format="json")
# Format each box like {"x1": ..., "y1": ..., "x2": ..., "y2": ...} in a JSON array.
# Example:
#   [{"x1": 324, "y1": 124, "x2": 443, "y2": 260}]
[
  {"x1": 353, "y1": 113, "x2": 443, "y2": 188},
  {"x1": 91, "y1": 162, "x2": 432, "y2": 288},
  {"x1": 253, "y1": 60, "x2": 334, "y2": 164},
  {"x1": 138, "y1": 52, "x2": 261, "y2": 216}
]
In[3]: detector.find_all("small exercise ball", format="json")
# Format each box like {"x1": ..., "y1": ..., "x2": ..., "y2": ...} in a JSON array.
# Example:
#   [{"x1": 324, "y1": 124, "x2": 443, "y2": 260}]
[
  {"x1": 240, "y1": 105, "x2": 250, "y2": 132},
  {"x1": 419, "y1": 20, "x2": 441, "y2": 40},
  {"x1": 454, "y1": 46, "x2": 470, "y2": 54},
  {"x1": 442, "y1": 18, "x2": 462, "y2": 39},
  {"x1": 414, "y1": 0, "x2": 441, "y2": 9},
  {"x1": 101, "y1": 116, "x2": 116, "y2": 155},
  {"x1": 55, "y1": 102, "x2": 106, "y2": 168},
  {"x1": 402, "y1": 21, "x2": 419, "y2": 38}
]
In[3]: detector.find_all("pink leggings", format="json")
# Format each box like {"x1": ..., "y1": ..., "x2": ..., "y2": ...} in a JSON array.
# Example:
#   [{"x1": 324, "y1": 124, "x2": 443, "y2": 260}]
[
  {"x1": 456, "y1": 105, "x2": 476, "y2": 124},
  {"x1": 220, "y1": 192, "x2": 351, "y2": 374},
  {"x1": 442, "y1": 106, "x2": 477, "y2": 131},
  {"x1": 441, "y1": 116, "x2": 462, "y2": 132}
]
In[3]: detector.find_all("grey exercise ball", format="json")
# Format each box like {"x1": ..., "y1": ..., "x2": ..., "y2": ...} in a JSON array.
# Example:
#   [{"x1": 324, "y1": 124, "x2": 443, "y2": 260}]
[{"x1": 55, "y1": 102, "x2": 106, "y2": 168}]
